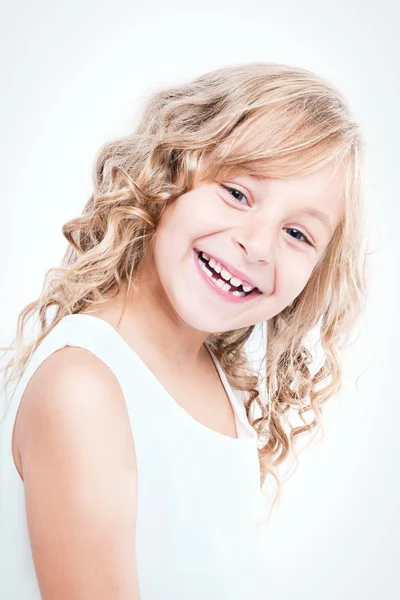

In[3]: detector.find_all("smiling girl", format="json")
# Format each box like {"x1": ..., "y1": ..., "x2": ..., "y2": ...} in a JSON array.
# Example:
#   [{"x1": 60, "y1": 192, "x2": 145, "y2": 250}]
[{"x1": 0, "y1": 63, "x2": 369, "y2": 599}]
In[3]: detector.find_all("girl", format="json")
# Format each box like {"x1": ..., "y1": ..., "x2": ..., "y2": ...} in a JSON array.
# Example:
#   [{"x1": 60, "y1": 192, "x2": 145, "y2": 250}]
[{"x1": 0, "y1": 62, "x2": 369, "y2": 599}]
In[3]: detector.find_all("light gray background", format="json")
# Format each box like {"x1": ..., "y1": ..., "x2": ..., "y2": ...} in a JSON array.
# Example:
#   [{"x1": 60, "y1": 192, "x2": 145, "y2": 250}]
[{"x1": 1, "y1": 1, "x2": 399, "y2": 598}]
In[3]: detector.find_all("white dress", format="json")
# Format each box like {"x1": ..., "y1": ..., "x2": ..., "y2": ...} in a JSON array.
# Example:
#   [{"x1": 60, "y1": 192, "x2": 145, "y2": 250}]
[{"x1": 0, "y1": 313, "x2": 269, "y2": 599}]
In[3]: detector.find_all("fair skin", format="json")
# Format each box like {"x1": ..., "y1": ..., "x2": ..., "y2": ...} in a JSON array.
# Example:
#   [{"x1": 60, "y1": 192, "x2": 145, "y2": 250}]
[
  {"x1": 108, "y1": 159, "x2": 345, "y2": 369},
  {"x1": 14, "y1": 160, "x2": 345, "y2": 599}
]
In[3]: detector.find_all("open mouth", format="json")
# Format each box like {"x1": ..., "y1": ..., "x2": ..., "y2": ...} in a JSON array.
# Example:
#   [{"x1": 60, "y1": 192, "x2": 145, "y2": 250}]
[{"x1": 194, "y1": 249, "x2": 262, "y2": 299}]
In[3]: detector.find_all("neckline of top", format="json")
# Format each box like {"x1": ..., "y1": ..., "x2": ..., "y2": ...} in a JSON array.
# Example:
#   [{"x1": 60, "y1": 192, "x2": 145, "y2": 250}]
[{"x1": 57, "y1": 313, "x2": 258, "y2": 446}]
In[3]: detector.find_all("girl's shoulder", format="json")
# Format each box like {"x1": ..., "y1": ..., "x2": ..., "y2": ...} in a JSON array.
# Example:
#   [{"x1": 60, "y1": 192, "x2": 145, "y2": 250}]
[{"x1": 14, "y1": 344, "x2": 135, "y2": 480}]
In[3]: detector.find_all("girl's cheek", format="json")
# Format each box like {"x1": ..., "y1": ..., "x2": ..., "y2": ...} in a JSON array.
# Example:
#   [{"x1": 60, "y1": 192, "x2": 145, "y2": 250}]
[{"x1": 278, "y1": 262, "x2": 313, "y2": 299}]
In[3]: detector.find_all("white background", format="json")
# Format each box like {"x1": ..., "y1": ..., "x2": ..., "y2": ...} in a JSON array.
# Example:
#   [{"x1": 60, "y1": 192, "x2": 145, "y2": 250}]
[{"x1": 1, "y1": 1, "x2": 399, "y2": 598}]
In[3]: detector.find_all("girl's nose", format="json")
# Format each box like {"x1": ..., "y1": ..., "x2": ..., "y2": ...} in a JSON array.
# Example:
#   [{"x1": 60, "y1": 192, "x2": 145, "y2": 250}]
[{"x1": 235, "y1": 225, "x2": 275, "y2": 265}]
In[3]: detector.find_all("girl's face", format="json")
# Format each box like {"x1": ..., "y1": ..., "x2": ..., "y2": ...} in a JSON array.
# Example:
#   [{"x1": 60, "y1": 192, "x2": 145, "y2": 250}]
[{"x1": 147, "y1": 160, "x2": 345, "y2": 334}]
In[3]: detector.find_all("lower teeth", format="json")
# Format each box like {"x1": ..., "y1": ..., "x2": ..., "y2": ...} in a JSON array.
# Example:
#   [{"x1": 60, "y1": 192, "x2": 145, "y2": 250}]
[{"x1": 197, "y1": 255, "x2": 247, "y2": 297}]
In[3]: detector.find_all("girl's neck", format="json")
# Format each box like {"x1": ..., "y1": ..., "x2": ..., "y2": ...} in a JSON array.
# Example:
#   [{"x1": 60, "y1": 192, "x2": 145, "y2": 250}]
[{"x1": 82, "y1": 282, "x2": 209, "y2": 372}]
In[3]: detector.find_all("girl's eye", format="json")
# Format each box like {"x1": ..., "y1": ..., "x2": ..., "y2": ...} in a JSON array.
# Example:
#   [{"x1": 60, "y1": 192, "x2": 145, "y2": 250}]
[
  {"x1": 285, "y1": 228, "x2": 314, "y2": 246},
  {"x1": 222, "y1": 185, "x2": 250, "y2": 206},
  {"x1": 221, "y1": 184, "x2": 314, "y2": 247}
]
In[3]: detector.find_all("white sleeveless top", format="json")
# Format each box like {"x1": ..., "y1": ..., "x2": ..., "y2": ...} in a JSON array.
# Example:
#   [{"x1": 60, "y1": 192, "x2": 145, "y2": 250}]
[{"x1": 0, "y1": 314, "x2": 269, "y2": 599}]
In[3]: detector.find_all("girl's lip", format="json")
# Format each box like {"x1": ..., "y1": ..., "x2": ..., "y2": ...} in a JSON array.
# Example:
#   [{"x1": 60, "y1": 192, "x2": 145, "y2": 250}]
[
  {"x1": 194, "y1": 248, "x2": 261, "y2": 292},
  {"x1": 193, "y1": 249, "x2": 262, "y2": 304}
]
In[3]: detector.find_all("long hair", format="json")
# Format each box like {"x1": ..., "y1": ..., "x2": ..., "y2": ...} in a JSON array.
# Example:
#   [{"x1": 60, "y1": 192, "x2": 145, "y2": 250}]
[{"x1": 0, "y1": 62, "x2": 370, "y2": 515}]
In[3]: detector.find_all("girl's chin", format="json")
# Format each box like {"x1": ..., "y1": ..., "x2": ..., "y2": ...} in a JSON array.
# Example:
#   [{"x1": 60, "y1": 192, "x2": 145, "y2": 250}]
[{"x1": 174, "y1": 303, "x2": 262, "y2": 334}]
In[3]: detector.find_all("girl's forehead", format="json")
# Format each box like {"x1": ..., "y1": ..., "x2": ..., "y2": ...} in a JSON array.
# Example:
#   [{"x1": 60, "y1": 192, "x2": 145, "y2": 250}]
[
  {"x1": 200, "y1": 159, "x2": 346, "y2": 199},
  {"x1": 255, "y1": 161, "x2": 345, "y2": 195}
]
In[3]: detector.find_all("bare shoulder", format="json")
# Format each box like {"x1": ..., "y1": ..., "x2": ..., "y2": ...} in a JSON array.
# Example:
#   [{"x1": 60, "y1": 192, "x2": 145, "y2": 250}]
[
  {"x1": 15, "y1": 345, "x2": 134, "y2": 463},
  {"x1": 15, "y1": 346, "x2": 140, "y2": 599}
]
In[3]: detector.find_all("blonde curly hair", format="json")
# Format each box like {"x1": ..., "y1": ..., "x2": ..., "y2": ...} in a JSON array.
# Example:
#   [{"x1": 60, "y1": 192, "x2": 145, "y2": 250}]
[{"x1": 0, "y1": 62, "x2": 370, "y2": 516}]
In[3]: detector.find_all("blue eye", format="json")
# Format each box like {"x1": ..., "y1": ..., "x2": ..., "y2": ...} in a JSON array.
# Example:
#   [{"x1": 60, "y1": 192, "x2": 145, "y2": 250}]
[
  {"x1": 285, "y1": 228, "x2": 313, "y2": 246},
  {"x1": 222, "y1": 185, "x2": 249, "y2": 205},
  {"x1": 221, "y1": 184, "x2": 314, "y2": 247}
]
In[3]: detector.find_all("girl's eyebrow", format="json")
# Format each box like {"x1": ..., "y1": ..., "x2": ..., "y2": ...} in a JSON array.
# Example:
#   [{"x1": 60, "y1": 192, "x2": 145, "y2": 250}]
[
  {"x1": 295, "y1": 207, "x2": 333, "y2": 235},
  {"x1": 247, "y1": 174, "x2": 265, "y2": 181}
]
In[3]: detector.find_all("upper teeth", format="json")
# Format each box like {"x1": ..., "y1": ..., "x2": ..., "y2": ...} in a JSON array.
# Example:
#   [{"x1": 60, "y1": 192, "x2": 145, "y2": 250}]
[{"x1": 200, "y1": 251, "x2": 256, "y2": 293}]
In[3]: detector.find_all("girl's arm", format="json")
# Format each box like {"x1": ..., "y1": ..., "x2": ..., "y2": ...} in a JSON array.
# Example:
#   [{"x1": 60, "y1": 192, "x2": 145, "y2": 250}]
[{"x1": 15, "y1": 346, "x2": 141, "y2": 599}]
